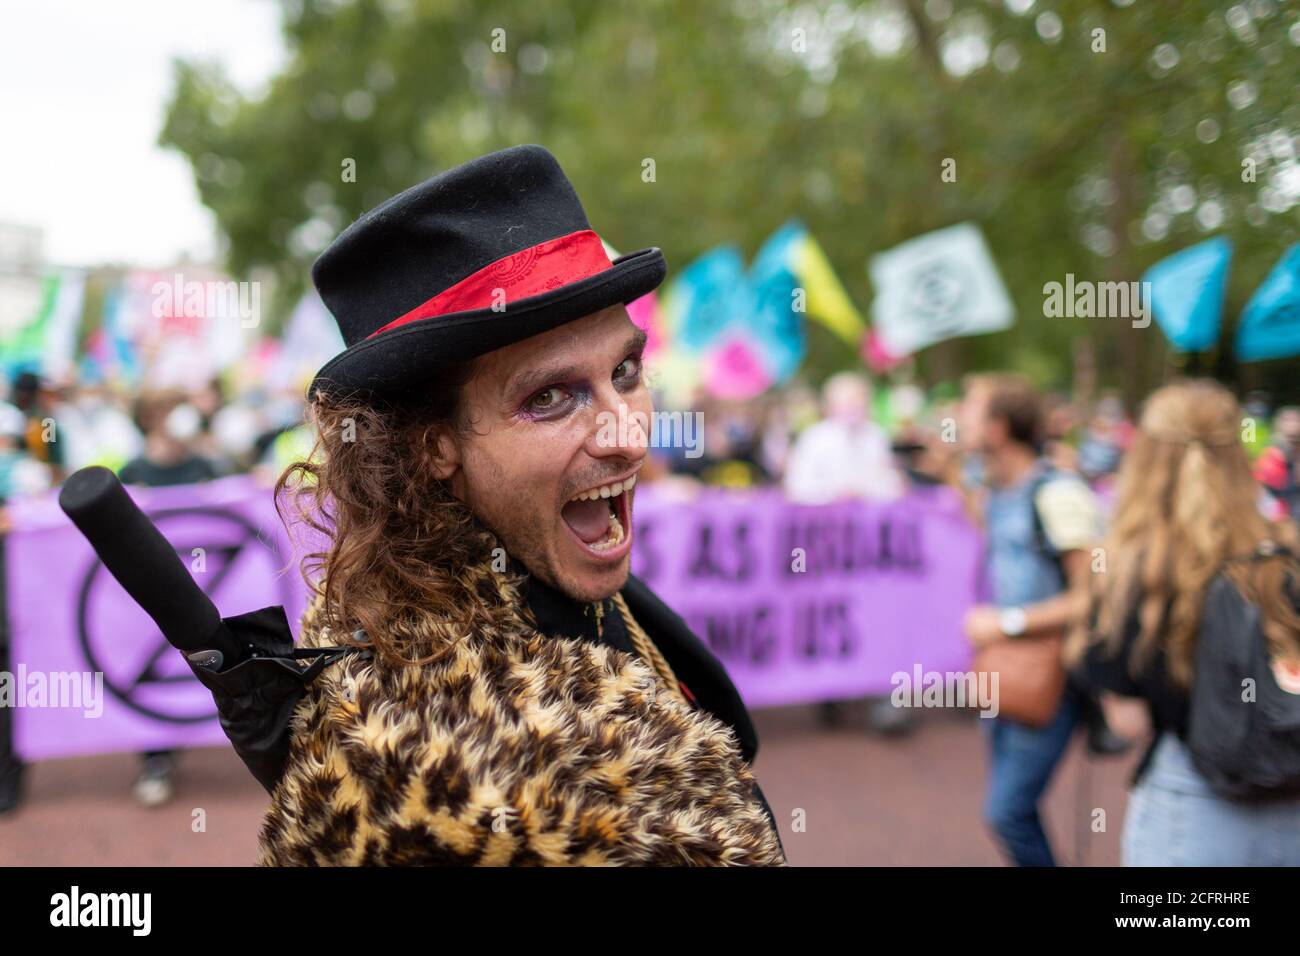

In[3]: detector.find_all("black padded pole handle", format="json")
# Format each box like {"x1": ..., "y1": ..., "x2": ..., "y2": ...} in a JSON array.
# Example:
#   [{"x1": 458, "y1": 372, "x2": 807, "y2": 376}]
[{"x1": 58, "y1": 466, "x2": 238, "y2": 659}]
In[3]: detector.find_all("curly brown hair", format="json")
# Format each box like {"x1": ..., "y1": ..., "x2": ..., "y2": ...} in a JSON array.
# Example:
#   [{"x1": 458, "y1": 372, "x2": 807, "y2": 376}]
[{"x1": 274, "y1": 363, "x2": 521, "y2": 666}]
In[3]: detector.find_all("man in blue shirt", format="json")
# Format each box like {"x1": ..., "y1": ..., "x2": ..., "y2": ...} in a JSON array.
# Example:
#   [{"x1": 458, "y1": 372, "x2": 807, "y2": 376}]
[{"x1": 958, "y1": 374, "x2": 1104, "y2": 867}]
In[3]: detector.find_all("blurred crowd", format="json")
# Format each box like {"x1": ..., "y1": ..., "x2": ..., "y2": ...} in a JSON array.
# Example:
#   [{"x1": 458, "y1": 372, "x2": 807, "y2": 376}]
[
  {"x1": 1, "y1": 367, "x2": 1298, "y2": 529},
  {"x1": 641, "y1": 372, "x2": 1300, "y2": 529},
  {"x1": 0, "y1": 371, "x2": 316, "y2": 508}
]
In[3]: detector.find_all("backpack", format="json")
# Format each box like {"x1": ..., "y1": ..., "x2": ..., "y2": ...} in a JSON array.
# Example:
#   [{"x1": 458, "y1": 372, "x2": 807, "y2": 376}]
[{"x1": 1186, "y1": 544, "x2": 1300, "y2": 800}]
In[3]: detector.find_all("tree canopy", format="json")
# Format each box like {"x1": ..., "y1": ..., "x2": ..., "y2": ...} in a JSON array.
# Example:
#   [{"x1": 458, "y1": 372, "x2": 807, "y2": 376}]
[{"x1": 162, "y1": 0, "x2": 1300, "y2": 401}]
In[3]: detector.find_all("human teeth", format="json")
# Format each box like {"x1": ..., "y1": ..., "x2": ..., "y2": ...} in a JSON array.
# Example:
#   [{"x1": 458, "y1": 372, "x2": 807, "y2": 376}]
[
  {"x1": 588, "y1": 508, "x2": 625, "y2": 552},
  {"x1": 569, "y1": 474, "x2": 639, "y2": 504}
]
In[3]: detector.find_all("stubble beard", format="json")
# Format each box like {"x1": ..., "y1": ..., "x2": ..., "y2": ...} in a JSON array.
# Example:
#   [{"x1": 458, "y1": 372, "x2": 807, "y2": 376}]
[{"x1": 460, "y1": 455, "x2": 628, "y2": 605}]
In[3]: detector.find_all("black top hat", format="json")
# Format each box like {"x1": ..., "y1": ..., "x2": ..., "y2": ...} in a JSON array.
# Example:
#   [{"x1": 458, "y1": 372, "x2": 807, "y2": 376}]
[{"x1": 308, "y1": 144, "x2": 666, "y2": 400}]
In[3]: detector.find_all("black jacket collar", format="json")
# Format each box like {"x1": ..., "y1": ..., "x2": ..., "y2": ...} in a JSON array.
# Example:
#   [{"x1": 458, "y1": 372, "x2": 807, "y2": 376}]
[{"x1": 519, "y1": 569, "x2": 635, "y2": 656}]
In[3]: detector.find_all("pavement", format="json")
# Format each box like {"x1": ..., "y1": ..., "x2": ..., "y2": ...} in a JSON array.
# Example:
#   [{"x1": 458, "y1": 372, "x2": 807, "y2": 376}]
[{"x1": 0, "y1": 703, "x2": 1138, "y2": 866}]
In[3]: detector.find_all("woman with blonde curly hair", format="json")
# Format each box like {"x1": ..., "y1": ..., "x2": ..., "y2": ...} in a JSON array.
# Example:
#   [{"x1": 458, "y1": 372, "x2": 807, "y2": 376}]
[{"x1": 1073, "y1": 379, "x2": 1300, "y2": 865}]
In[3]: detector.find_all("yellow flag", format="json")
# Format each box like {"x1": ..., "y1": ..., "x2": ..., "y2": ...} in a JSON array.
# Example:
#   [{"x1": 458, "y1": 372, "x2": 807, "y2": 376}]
[{"x1": 794, "y1": 233, "x2": 866, "y2": 345}]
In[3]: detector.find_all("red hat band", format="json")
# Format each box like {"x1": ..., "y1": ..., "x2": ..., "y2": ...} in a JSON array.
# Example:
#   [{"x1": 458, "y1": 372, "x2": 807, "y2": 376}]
[{"x1": 367, "y1": 229, "x2": 613, "y2": 339}]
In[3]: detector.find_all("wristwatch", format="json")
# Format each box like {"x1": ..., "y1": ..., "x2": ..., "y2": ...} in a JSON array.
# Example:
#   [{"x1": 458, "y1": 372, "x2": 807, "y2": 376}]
[{"x1": 998, "y1": 606, "x2": 1028, "y2": 638}]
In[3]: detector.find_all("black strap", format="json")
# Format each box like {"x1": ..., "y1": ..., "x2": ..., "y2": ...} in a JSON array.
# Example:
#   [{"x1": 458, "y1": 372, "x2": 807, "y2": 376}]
[
  {"x1": 1218, "y1": 542, "x2": 1300, "y2": 612},
  {"x1": 289, "y1": 645, "x2": 372, "y2": 684},
  {"x1": 1223, "y1": 540, "x2": 1297, "y2": 567}
]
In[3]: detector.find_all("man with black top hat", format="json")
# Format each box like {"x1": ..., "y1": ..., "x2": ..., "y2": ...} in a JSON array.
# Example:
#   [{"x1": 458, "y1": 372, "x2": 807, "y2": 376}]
[{"x1": 243, "y1": 144, "x2": 786, "y2": 865}]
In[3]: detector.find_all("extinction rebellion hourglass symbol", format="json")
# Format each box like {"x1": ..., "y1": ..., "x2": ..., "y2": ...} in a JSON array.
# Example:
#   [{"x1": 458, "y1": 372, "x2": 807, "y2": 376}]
[{"x1": 74, "y1": 506, "x2": 294, "y2": 724}]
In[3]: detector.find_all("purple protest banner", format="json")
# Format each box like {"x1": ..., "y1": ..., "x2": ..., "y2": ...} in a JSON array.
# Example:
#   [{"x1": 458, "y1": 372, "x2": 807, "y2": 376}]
[
  {"x1": 4, "y1": 477, "x2": 983, "y2": 760},
  {"x1": 5, "y1": 476, "x2": 314, "y2": 762},
  {"x1": 629, "y1": 485, "x2": 983, "y2": 708}
]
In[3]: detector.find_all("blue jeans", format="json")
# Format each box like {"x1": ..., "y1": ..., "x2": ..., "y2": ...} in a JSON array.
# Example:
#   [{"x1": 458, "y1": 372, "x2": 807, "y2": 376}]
[
  {"x1": 982, "y1": 693, "x2": 1078, "y2": 866},
  {"x1": 1122, "y1": 734, "x2": 1300, "y2": 866}
]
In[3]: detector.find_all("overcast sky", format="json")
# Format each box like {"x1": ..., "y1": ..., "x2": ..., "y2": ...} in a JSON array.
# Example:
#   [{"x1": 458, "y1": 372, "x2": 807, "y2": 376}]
[{"x1": 0, "y1": 0, "x2": 284, "y2": 269}]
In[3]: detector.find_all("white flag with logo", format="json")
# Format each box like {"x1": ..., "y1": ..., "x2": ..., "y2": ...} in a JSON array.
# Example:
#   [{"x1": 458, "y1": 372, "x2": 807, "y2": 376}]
[{"x1": 869, "y1": 222, "x2": 1014, "y2": 356}]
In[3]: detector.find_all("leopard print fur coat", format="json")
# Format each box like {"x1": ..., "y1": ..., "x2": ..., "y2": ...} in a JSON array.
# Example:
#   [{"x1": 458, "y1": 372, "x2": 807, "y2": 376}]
[{"x1": 256, "y1": 562, "x2": 787, "y2": 866}]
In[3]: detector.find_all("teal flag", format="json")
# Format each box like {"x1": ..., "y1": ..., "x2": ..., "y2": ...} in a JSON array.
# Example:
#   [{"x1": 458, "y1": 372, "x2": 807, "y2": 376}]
[
  {"x1": 664, "y1": 246, "x2": 750, "y2": 353},
  {"x1": 659, "y1": 222, "x2": 861, "y2": 390},
  {"x1": 747, "y1": 222, "x2": 808, "y2": 381},
  {"x1": 1237, "y1": 243, "x2": 1300, "y2": 362},
  {"x1": 1144, "y1": 236, "x2": 1232, "y2": 352},
  {"x1": 662, "y1": 239, "x2": 805, "y2": 383}
]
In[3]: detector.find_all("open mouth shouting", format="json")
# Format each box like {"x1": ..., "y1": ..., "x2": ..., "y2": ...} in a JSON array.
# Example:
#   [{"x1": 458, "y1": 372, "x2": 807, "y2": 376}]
[{"x1": 559, "y1": 471, "x2": 637, "y2": 562}]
